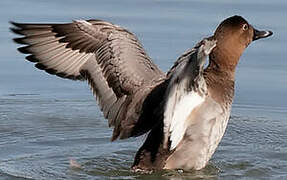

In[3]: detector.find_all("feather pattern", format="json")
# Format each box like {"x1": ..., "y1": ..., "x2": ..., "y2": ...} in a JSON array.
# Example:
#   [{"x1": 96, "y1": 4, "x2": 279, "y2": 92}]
[
  {"x1": 163, "y1": 39, "x2": 217, "y2": 150},
  {"x1": 11, "y1": 19, "x2": 165, "y2": 140}
]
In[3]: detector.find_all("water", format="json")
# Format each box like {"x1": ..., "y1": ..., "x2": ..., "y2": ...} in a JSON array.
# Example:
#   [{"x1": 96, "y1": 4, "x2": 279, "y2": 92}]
[{"x1": 1, "y1": 0, "x2": 287, "y2": 179}]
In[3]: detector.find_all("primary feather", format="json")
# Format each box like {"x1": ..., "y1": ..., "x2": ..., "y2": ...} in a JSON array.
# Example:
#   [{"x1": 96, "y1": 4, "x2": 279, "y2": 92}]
[{"x1": 11, "y1": 19, "x2": 165, "y2": 140}]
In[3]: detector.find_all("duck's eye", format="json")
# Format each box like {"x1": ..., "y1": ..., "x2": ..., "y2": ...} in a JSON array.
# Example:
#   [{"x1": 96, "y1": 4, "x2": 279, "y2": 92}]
[{"x1": 243, "y1": 24, "x2": 249, "y2": 31}]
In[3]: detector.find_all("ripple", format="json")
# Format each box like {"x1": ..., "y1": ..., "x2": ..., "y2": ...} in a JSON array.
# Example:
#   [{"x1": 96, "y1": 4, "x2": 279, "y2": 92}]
[
  {"x1": 67, "y1": 156, "x2": 220, "y2": 180},
  {"x1": 233, "y1": 103, "x2": 287, "y2": 114},
  {"x1": 6, "y1": 93, "x2": 40, "y2": 97}
]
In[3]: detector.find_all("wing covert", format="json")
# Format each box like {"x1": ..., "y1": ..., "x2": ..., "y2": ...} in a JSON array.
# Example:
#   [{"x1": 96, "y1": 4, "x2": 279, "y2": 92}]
[{"x1": 11, "y1": 19, "x2": 165, "y2": 140}]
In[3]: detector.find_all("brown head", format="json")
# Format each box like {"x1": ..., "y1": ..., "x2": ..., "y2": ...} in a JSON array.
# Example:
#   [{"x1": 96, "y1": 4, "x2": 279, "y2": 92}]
[{"x1": 208, "y1": 15, "x2": 273, "y2": 74}]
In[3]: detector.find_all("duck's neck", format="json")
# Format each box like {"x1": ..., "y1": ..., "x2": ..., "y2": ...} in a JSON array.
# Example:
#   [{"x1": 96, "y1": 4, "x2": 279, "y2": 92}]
[
  {"x1": 204, "y1": 46, "x2": 241, "y2": 107},
  {"x1": 210, "y1": 42, "x2": 242, "y2": 73}
]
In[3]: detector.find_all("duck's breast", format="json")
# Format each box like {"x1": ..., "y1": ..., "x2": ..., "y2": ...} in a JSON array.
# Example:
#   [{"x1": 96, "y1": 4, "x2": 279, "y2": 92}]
[{"x1": 164, "y1": 96, "x2": 231, "y2": 170}]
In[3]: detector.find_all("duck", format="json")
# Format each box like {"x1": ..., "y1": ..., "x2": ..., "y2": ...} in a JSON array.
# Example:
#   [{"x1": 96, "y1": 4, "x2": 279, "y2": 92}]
[{"x1": 10, "y1": 15, "x2": 272, "y2": 172}]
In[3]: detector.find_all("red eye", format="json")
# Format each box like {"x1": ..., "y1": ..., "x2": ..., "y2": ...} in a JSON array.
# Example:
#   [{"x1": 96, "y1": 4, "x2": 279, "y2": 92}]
[{"x1": 243, "y1": 24, "x2": 249, "y2": 31}]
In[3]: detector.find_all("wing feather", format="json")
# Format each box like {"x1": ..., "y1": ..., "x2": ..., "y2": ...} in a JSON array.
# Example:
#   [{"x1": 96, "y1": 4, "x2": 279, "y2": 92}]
[
  {"x1": 163, "y1": 38, "x2": 217, "y2": 149},
  {"x1": 11, "y1": 19, "x2": 165, "y2": 140}
]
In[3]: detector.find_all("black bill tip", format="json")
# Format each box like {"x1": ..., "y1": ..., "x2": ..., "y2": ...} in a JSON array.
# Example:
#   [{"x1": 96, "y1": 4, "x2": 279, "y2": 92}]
[{"x1": 253, "y1": 28, "x2": 273, "y2": 41}]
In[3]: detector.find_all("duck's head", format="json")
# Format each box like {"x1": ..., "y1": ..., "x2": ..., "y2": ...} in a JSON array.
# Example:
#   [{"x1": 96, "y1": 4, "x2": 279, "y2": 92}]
[{"x1": 209, "y1": 15, "x2": 273, "y2": 72}]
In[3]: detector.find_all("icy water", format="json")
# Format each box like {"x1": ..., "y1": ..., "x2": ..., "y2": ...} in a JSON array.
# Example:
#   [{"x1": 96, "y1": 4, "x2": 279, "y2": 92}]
[{"x1": 1, "y1": 0, "x2": 287, "y2": 179}]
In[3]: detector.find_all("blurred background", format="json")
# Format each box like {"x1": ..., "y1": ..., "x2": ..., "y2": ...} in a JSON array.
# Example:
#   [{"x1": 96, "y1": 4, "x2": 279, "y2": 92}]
[{"x1": 0, "y1": 0, "x2": 286, "y2": 179}]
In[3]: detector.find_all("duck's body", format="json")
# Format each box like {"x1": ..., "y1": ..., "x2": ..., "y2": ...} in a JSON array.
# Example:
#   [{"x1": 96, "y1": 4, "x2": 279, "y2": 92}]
[
  {"x1": 11, "y1": 15, "x2": 272, "y2": 171},
  {"x1": 132, "y1": 39, "x2": 234, "y2": 171}
]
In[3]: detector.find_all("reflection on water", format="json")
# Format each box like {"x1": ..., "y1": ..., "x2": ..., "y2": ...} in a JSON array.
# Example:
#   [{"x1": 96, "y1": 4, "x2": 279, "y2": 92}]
[{"x1": 1, "y1": 0, "x2": 287, "y2": 179}]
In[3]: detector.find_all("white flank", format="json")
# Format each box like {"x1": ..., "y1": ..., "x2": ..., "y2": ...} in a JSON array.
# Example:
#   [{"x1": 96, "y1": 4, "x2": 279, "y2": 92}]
[{"x1": 164, "y1": 90, "x2": 204, "y2": 150}]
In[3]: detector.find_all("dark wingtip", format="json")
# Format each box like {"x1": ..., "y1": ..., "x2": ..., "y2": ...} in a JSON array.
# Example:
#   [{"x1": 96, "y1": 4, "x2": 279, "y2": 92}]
[
  {"x1": 110, "y1": 136, "x2": 117, "y2": 142},
  {"x1": 26, "y1": 55, "x2": 39, "y2": 62},
  {"x1": 9, "y1": 21, "x2": 29, "y2": 29},
  {"x1": 10, "y1": 21, "x2": 24, "y2": 35},
  {"x1": 45, "y1": 68, "x2": 57, "y2": 75},
  {"x1": 35, "y1": 63, "x2": 46, "y2": 70},
  {"x1": 18, "y1": 46, "x2": 31, "y2": 54},
  {"x1": 10, "y1": 27, "x2": 23, "y2": 35},
  {"x1": 9, "y1": 21, "x2": 19, "y2": 27},
  {"x1": 13, "y1": 37, "x2": 26, "y2": 44},
  {"x1": 111, "y1": 130, "x2": 119, "y2": 142}
]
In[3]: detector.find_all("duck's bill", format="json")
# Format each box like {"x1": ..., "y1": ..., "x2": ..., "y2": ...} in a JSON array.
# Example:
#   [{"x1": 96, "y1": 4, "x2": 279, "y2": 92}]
[{"x1": 253, "y1": 28, "x2": 273, "y2": 41}]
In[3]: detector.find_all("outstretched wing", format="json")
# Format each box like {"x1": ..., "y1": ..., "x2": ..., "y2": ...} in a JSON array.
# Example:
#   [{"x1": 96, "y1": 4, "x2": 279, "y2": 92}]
[{"x1": 11, "y1": 19, "x2": 165, "y2": 140}]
